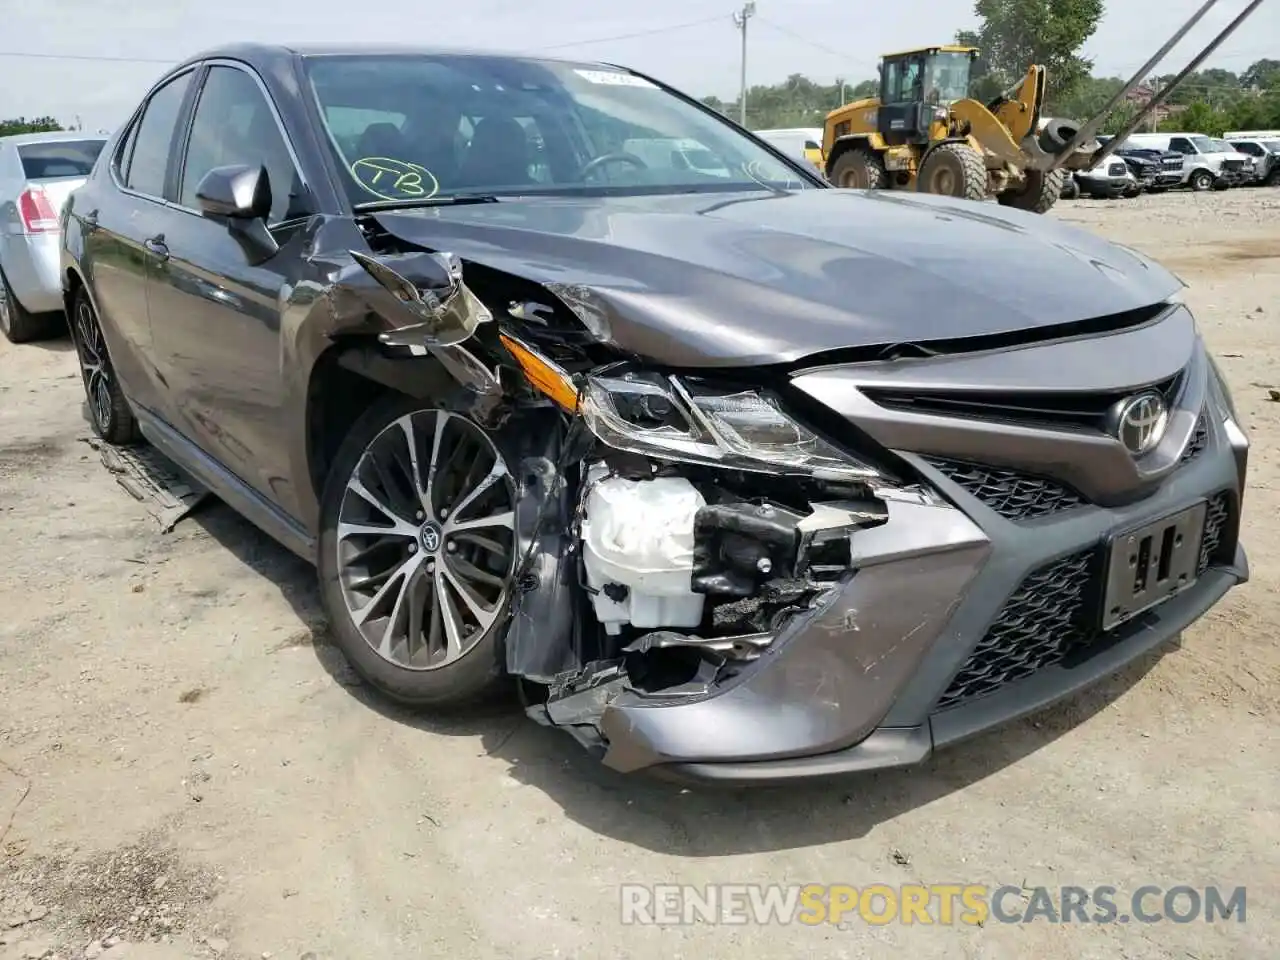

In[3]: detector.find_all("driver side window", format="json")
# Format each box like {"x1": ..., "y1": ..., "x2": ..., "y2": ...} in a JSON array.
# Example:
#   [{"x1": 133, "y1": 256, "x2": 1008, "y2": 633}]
[{"x1": 179, "y1": 65, "x2": 309, "y2": 224}]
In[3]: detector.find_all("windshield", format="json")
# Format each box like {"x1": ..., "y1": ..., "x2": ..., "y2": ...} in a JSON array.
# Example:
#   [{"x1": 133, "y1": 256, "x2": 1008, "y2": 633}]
[
  {"x1": 923, "y1": 52, "x2": 972, "y2": 104},
  {"x1": 1211, "y1": 139, "x2": 1236, "y2": 152},
  {"x1": 1266, "y1": 140, "x2": 1280, "y2": 152},
  {"x1": 1190, "y1": 135, "x2": 1216, "y2": 153},
  {"x1": 303, "y1": 54, "x2": 815, "y2": 204},
  {"x1": 17, "y1": 139, "x2": 105, "y2": 180}
]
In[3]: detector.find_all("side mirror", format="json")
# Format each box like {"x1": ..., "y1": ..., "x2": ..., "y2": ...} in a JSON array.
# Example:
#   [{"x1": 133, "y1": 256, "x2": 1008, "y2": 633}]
[
  {"x1": 195, "y1": 164, "x2": 272, "y2": 220},
  {"x1": 195, "y1": 164, "x2": 279, "y2": 265}
]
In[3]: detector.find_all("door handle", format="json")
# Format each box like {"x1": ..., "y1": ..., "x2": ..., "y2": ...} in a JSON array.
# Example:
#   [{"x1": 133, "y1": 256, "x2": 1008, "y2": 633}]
[{"x1": 144, "y1": 234, "x2": 169, "y2": 261}]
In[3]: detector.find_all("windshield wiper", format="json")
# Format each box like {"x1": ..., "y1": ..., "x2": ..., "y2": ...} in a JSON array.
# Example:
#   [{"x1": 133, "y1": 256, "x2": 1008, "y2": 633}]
[{"x1": 352, "y1": 194, "x2": 500, "y2": 213}]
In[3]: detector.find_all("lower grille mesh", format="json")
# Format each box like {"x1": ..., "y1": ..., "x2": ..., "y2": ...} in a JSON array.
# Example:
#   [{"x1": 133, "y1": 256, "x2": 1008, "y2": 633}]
[
  {"x1": 936, "y1": 489, "x2": 1237, "y2": 711},
  {"x1": 924, "y1": 458, "x2": 1084, "y2": 521},
  {"x1": 1199, "y1": 491, "x2": 1231, "y2": 574},
  {"x1": 934, "y1": 550, "x2": 1093, "y2": 711}
]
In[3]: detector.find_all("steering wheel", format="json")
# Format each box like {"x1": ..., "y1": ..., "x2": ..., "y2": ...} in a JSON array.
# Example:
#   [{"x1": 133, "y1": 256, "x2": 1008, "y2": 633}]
[{"x1": 577, "y1": 151, "x2": 649, "y2": 180}]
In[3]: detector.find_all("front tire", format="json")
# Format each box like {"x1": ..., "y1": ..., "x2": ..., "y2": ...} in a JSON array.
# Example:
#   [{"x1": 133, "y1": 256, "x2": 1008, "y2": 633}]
[
  {"x1": 830, "y1": 148, "x2": 887, "y2": 189},
  {"x1": 68, "y1": 287, "x2": 139, "y2": 444},
  {"x1": 317, "y1": 393, "x2": 519, "y2": 707},
  {"x1": 917, "y1": 143, "x2": 987, "y2": 202},
  {"x1": 1189, "y1": 169, "x2": 1214, "y2": 192},
  {"x1": 997, "y1": 168, "x2": 1066, "y2": 213}
]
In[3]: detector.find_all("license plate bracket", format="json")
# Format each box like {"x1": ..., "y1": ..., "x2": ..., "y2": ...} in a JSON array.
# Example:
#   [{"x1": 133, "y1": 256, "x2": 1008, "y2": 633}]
[{"x1": 1100, "y1": 501, "x2": 1207, "y2": 632}]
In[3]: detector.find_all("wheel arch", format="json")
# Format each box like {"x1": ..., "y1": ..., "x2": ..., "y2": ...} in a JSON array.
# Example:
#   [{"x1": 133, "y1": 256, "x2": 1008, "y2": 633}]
[
  {"x1": 303, "y1": 341, "x2": 462, "y2": 525},
  {"x1": 825, "y1": 134, "x2": 885, "y2": 177}
]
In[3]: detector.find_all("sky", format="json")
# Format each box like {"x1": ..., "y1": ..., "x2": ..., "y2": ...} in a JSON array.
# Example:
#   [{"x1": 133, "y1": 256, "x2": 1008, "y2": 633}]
[{"x1": 1, "y1": 0, "x2": 1276, "y2": 132}]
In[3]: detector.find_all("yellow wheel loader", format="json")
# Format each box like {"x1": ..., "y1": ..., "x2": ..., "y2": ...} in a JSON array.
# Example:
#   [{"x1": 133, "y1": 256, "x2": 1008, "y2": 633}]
[
  {"x1": 820, "y1": 0, "x2": 1270, "y2": 214},
  {"x1": 823, "y1": 46, "x2": 1093, "y2": 213}
]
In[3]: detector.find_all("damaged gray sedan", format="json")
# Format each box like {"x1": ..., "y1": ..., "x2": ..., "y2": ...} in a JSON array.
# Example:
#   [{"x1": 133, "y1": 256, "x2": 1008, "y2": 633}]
[{"x1": 60, "y1": 43, "x2": 1249, "y2": 784}]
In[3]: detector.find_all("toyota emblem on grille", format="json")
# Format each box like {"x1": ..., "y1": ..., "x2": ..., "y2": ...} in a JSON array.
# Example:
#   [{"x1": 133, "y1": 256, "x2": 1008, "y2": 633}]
[{"x1": 1109, "y1": 391, "x2": 1169, "y2": 456}]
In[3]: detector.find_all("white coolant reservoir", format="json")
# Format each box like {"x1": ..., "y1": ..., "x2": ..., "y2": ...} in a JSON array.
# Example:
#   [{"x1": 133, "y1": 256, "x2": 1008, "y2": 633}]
[{"x1": 581, "y1": 470, "x2": 707, "y2": 635}]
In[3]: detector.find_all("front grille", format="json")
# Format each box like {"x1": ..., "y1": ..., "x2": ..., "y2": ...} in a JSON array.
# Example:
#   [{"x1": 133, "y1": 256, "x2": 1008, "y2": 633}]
[
  {"x1": 1223, "y1": 158, "x2": 1244, "y2": 171},
  {"x1": 936, "y1": 489, "x2": 1238, "y2": 711},
  {"x1": 1180, "y1": 415, "x2": 1208, "y2": 463},
  {"x1": 934, "y1": 550, "x2": 1093, "y2": 710},
  {"x1": 1108, "y1": 162, "x2": 1127, "y2": 177},
  {"x1": 1162, "y1": 158, "x2": 1182, "y2": 170},
  {"x1": 865, "y1": 366, "x2": 1183, "y2": 432},
  {"x1": 924, "y1": 457, "x2": 1084, "y2": 521}
]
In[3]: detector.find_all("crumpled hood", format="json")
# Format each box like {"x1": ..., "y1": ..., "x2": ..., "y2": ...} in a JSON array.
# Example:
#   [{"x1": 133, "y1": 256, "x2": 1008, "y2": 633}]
[{"x1": 371, "y1": 188, "x2": 1181, "y2": 368}]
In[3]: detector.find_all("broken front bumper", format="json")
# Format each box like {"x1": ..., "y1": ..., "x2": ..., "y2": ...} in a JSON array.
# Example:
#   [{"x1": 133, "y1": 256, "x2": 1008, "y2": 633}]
[{"x1": 593, "y1": 412, "x2": 1247, "y2": 785}]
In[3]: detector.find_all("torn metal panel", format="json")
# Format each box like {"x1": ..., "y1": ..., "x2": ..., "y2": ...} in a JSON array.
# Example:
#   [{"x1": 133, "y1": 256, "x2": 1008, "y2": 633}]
[
  {"x1": 322, "y1": 247, "x2": 504, "y2": 408},
  {"x1": 85, "y1": 437, "x2": 209, "y2": 532},
  {"x1": 344, "y1": 249, "x2": 492, "y2": 346}
]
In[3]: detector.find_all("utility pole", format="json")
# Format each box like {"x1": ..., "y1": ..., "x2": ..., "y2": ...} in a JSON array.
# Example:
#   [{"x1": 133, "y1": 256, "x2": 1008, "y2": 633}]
[
  {"x1": 1149, "y1": 78, "x2": 1161, "y2": 132},
  {"x1": 732, "y1": 1, "x2": 756, "y2": 126}
]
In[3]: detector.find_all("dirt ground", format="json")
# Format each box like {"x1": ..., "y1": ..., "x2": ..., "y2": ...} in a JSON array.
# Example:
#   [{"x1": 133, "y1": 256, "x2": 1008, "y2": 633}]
[{"x1": 0, "y1": 187, "x2": 1277, "y2": 960}]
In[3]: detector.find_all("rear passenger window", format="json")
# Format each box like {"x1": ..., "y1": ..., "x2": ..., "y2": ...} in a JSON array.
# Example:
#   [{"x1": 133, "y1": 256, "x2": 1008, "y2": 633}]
[
  {"x1": 179, "y1": 65, "x2": 308, "y2": 224},
  {"x1": 126, "y1": 71, "x2": 193, "y2": 197}
]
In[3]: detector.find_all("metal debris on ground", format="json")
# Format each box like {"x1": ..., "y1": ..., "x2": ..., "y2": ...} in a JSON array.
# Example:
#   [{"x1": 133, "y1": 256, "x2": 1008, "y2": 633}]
[{"x1": 82, "y1": 438, "x2": 210, "y2": 532}]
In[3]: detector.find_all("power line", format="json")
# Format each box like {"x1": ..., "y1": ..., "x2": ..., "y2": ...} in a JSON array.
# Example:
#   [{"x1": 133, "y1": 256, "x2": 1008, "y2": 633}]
[
  {"x1": 0, "y1": 49, "x2": 175, "y2": 65},
  {"x1": 755, "y1": 17, "x2": 865, "y2": 68},
  {"x1": 541, "y1": 16, "x2": 726, "y2": 51},
  {"x1": 0, "y1": 18, "x2": 730, "y2": 64}
]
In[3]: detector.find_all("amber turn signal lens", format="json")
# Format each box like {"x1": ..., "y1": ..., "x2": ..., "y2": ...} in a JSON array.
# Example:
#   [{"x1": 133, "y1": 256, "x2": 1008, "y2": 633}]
[{"x1": 499, "y1": 333, "x2": 579, "y2": 413}]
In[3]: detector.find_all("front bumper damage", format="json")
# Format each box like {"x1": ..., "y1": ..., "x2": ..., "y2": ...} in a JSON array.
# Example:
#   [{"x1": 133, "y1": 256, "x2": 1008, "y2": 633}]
[
  {"x1": 343, "y1": 224, "x2": 1247, "y2": 786},
  {"x1": 511, "y1": 307, "x2": 1248, "y2": 785}
]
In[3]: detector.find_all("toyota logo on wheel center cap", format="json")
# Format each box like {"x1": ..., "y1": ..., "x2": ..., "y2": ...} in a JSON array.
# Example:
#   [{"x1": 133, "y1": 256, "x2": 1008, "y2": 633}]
[
  {"x1": 1109, "y1": 391, "x2": 1169, "y2": 457},
  {"x1": 420, "y1": 521, "x2": 442, "y2": 553}
]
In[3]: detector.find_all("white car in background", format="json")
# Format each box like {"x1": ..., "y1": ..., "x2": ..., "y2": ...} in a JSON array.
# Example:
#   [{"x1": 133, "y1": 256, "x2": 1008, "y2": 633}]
[
  {"x1": 753, "y1": 127, "x2": 826, "y2": 175},
  {"x1": 0, "y1": 131, "x2": 108, "y2": 343}
]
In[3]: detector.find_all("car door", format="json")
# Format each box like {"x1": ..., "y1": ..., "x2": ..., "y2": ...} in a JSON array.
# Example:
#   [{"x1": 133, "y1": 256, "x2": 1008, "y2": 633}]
[
  {"x1": 80, "y1": 69, "x2": 197, "y2": 413},
  {"x1": 145, "y1": 60, "x2": 316, "y2": 513}
]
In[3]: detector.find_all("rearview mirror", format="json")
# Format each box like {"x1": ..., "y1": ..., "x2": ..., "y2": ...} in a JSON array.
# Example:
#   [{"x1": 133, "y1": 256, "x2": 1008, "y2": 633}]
[
  {"x1": 195, "y1": 164, "x2": 279, "y2": 265},
  {"x1": 195, "y1": 164, "x2": 272, "y2": 220}
]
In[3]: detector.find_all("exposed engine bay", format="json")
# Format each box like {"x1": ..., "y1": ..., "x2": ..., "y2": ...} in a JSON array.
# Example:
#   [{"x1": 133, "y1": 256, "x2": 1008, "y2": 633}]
[{"x1": 341, "y1": 222, "x2": 911, "y2": 752}]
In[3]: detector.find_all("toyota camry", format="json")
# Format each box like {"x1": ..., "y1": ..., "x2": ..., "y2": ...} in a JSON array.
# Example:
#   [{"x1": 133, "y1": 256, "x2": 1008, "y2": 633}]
[{"x1": 59, "y1": 43, "x2": 1248, "y2": 783}]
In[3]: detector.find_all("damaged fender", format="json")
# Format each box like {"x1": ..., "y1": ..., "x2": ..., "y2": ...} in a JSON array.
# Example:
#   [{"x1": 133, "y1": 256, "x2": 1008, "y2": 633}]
[{"x1": 329, "y1": 248, "x2": 503, "y2": 402}]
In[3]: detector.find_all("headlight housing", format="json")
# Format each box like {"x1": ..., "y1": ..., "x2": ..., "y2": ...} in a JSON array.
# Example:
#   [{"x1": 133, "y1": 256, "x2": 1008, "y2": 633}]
[{"x1": 579, "y1": 369, "x2": 881, "y2": 481}]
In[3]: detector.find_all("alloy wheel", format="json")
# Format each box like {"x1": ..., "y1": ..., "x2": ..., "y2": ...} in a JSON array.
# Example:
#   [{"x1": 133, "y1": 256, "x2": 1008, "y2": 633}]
[
  {"x1": 73, "y1": 299, "x2": 114, "y2": 434},
  {"x1": 335, "y1": 410, "x2": 517, "y2": 671}
]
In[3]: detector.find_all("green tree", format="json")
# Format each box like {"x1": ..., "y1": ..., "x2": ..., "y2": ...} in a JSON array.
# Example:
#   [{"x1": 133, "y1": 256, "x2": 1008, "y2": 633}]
[
  {"x1": 1163, "y1": 101, "x2": 1231, "y2": 136},
  {"x1": 0, "y1": 116, "x2": 63, "y2": 136},
  {"x1": 1240, "y1": 58, "x2": 1280, "y2": 91},
  {"x1": 962, "y1": 0, "x2": 1104, "y2": 106}
]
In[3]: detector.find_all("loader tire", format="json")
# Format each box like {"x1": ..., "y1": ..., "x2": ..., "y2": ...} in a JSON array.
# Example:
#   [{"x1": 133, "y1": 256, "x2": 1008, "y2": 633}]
[
  {"x1": 917, "y1": 142, "x2": 987, "y2": 202},
  {"x1": 830, "y1": 148, "x2": 886, "y2": 189},
  {"x1": 997, "y1": 168, "x2": 1066, "y2": 214}
]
